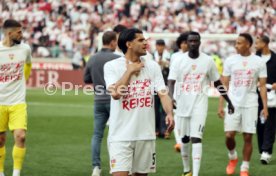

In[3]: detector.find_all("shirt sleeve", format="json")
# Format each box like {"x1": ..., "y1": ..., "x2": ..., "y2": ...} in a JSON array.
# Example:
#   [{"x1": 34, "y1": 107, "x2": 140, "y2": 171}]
[
  {"x1": 152, "y1": 62, "x2": 166, "y2": 92},
  {"x1": 168, "y1": 57, "x2": 178, "y2": 80},
  {"x1": 25, "y1": 44, "x2": 32, "y2": 64},
  {"x1": 208, "y1": 58, "x2": 220, "y2": 81},
  {"x1": 104, "y1": 62, "x2": 118, "y2": 89},
  {"x1": 222, "y1": 57, "x2": 231, "y2": 77},
  {"x1": 83, "y1": 64, "x2": 93, "y2": 84},
  {"x1": 259, "y1": 60, "x2": 267, "y2": 78}
]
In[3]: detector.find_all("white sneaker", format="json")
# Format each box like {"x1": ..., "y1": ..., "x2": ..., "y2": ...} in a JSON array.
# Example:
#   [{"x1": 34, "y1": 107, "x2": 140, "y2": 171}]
[
  {"x1": 260, "y1": 152, "x2": 272, "y2": 164},
  {"x1": 92, "y1": 166, "x2": 101, "y2": 176}
]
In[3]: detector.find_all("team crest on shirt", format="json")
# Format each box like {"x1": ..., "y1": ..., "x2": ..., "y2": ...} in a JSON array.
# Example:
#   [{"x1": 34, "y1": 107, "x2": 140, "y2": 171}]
[
  {"x1": 242, "y1": 61, "x2": 247, "y2": 67},
  {"x1": 9, "y1": 54, "x2": 15, "y2": 60},
  {"x1": 192, "y1": 64, "x2": 197, "y2": 71}
]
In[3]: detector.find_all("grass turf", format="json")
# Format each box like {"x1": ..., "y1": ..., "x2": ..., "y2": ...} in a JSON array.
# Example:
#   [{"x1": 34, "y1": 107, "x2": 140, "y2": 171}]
[{"x1": 2, "y1": 89, "x2": 274, "y2": 176}]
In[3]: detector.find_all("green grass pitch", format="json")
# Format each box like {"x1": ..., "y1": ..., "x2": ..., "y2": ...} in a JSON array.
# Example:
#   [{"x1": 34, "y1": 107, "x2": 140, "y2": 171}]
[{"x1": 3, "y1": 89, "x2": 274, "y2": 176}]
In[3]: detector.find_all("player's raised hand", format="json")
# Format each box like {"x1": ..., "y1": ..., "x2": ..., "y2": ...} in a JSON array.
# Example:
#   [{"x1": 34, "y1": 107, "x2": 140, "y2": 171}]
[
  {"x1": 165, "y1": 113, "x2": 174, "y2": 133},
  {"x1": 126, "y1": 60, "x2": 144, "y2": 76},
  {"x1": 217, "y1": 106, "x2": 225, "y2": 119}
]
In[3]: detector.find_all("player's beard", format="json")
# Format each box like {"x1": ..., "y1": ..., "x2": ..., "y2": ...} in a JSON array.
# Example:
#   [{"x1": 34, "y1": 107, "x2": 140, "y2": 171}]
[{"x1": 12, "y1": 39, "x2": 21, "y2": 45}]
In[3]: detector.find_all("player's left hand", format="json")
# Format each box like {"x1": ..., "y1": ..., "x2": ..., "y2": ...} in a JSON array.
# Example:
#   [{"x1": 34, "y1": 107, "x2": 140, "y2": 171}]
[
  {"x1": 261, "y1": 108, "x2": 269, "y2": 120},
  {"x1": 228, "y1": 103, "x2": 235, "y2": 114},
  {"x1": 165, "y1": 113, "x2": 174, "y2": 133}
]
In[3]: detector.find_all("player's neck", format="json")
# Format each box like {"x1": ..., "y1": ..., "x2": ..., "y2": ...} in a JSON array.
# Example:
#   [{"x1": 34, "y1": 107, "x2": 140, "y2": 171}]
[
  {"x1": 188, "y1": 50, "x2": 199, "y2": 59},
  {"x1": 125, "y1": 52, "x2": 141, "y2": 63},
  {"x1": 262, "y1": 47, "x2": 271, "y2": 55},
  {"x1": 2, "y1": 38, "x2": 14, "y2": 47},
  {"x1": 240, "y1": 51, "x2": 251, "y2": 57}
]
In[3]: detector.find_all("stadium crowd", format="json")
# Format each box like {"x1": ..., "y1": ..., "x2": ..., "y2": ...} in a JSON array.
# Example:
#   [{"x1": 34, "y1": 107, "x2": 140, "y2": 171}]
[{"x1": 0, "y1": 0, "x2": 275, "y2": 58}]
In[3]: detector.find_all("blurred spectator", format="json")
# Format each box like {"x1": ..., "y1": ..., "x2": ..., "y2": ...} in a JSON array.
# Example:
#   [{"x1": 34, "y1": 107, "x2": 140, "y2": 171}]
[
  {"x1": 154, "y1": 39, "x2": 170, "y2": 82},
  {"x1": 50, "y1": 41, "x2": 61, "y2": 58},
  {"x1": 113, "y1": 24, "x2": 127, "y2": 56},
  {"x1": 153, "y1": 39, "x2": 171, "y2": 139},
  {"x1": 71, "y1": 46, "x2": 87, "y2": 70}
]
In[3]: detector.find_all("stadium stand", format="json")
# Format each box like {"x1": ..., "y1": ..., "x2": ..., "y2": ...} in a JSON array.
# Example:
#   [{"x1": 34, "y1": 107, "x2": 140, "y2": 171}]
[{"x1": 0, "y1": 0, "x2": 275, "y2": 58}]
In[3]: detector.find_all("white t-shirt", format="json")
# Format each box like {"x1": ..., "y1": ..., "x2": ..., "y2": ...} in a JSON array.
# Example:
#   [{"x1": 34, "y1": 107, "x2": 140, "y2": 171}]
[
  {"x1": 170, "y1": 51, "x2": 185, "y2": 100},
  {"x1": 104, "y1": 57, "x2": 166, "y2": 142},
  {"x1": 170, "y1": 51, "x2": 185, "y2": 68},
  {"x1": 168, "y1": 52, "x2": 220, "y2": 117},
  {"x1": 114, "y1": 50, "x2": 124, "y2": 56},
  {"x1": 0, "y1": 42, "x2": 32, "y2": 105},
  {"x1": 223, "y1": 54, "x2": 267, "y2": 107},
  {"x1": 262, "y1": 54, "x2": 271, "y2": 63}
]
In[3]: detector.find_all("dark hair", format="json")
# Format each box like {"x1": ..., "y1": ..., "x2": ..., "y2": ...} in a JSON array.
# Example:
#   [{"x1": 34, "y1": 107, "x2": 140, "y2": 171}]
[
  {"x1": 3, "y1": 19, "x2": 22, "y2": 29},
  {"x1": 239, "y1": 33, "x2": 253, "y2": 47},
  {"x1": 257, "y1": 35, "x2": 270, "y2": 45},
  {"x1": 188, "y1": 31, "x2": 201, "y2": 40},
  {"x1": 118, "y1": 28, "x2": 143, "y2": 54},
  {"x1": 176, "y1": 32, "x2": 190, "y2": 48},
  {"x1": 156, "y1": 39, "x2": 165, "y2": 46},
  {"x1": 113, "y1": 24, "x2": 127, "y2": 34},
  {"x1": 102, "y1": 31, "x2": 117, "y2": 45}
]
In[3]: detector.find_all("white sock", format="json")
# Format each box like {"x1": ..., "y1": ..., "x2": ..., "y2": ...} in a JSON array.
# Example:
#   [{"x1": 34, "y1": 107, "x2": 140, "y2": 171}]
[
  {"x1": 181, "y1": 143, "x2": 190, "y2": 173},
  {"x1": 0, "y1": 172, "x2": 5, "y2": 176},
  {"x1": 240, "y1": 161, "x2": 249, "y2": 171},
  {"x1": 173, "y1": 116, "x2": 182, "y2": 144},
  {"x1": 228, "y1": 149, "x2": 238, "y2": 160},
  {"x1": 12, "y1": 169, "x2": 20, "y2": 176},
  {"x1": 192, "y1": 143, "x2": 202, "y2": 176}
]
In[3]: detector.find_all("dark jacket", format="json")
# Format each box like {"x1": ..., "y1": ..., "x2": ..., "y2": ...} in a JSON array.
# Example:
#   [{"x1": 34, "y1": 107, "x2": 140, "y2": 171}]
[
  {"x1": 84, "y1": 48, "x2": 120, "y2": 103},
  {"x1": 256, "y1": 50, "x2": 276, "y2": 109}
]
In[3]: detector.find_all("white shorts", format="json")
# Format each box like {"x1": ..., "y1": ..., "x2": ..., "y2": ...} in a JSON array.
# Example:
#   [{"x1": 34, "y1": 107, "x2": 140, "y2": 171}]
[
  {"x1": 177, "y1": 112, "x2": 207, "y2": 139},
  {"x1": 109, "y1": 140, "x2": 156, "y2": 174},
  {"x1": 224, "y1": 106, "x2": 258, "y2": 134}
]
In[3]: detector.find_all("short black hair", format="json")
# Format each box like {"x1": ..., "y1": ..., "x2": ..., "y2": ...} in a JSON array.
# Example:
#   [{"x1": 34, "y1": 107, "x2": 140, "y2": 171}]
[
  {"x1": 176, "y1": 32, "x2": 190, "y2": 48},
  {"x1": 239, "y1": 33, "x2": 253, "y2": 47},
  {"x1": 102, "y1": 31, "x2": 117, "y2": 45},
  {"x1": 156, "y1": 39, "x2": 165, "y2": 46},
  {"x1": 113, "y1": 24, "x2": 127, "y2": 34},
  {"x1": 118, "y1": 28, "x2": 143, "y2": 54},
  {"x1": 3, "y1": 19, "x2": 22, "y2": 29},
  {"x1": 257, "y1": 35, "x2": 270, "y2": 45},
  {"x1": 188, "y1": 31, "x2": 201, "y2": 40}
]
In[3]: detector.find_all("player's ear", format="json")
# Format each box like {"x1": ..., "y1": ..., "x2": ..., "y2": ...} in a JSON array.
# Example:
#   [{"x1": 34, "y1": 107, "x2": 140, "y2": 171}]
[{"x1": 126, "y1": 41, "x2": 132, "y2": 49}]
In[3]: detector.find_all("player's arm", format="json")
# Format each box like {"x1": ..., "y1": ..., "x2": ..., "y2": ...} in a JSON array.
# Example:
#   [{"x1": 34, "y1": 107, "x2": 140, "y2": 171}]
[
  {"x1": 214, "y1": 78, "x2": 234, "y2": 114},
  {"x1": 83, "y1": 64, "x2": 93, "y2": 84},
  {"x1": 217, "y1": 76, "x2": 231, "y2": 118},
  {"x1": 106, "y1": 61, "x2": 144, "y2": 100},
  {"x1": 24, "y1": 63, "x2": 32, "y2": 81},
  {"x1": 168, "y1": 79, "x2": 176, "y2": 108},
  {"x1": 259, "y1": 77, "x2": 269, "y2": 119},
  {"x1": 24, "y1": 45, "x2": 32, "y2": 81},
  {"x1": 158, "y1": 90, "x2": 174, "y2": 132},
  {"x1": 167, "y1": 57, "x2": 178, "y2": 108}
]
